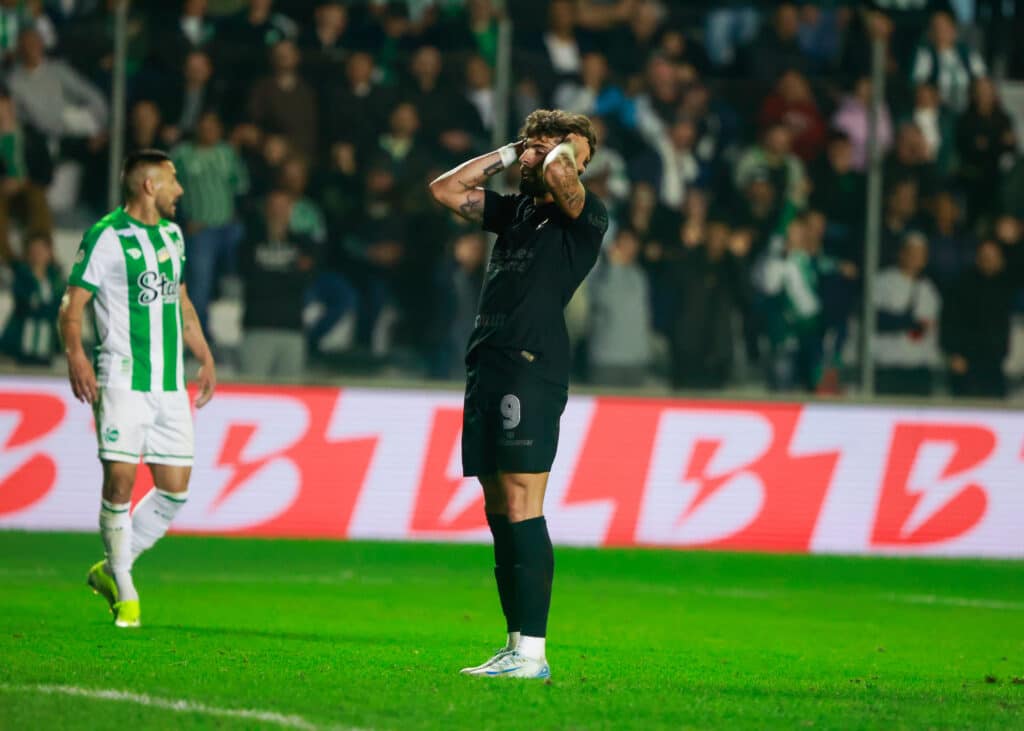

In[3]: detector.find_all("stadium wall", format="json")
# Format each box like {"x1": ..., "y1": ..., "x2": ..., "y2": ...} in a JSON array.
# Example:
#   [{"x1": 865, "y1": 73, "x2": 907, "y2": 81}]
[{"x1": 1, "y1": 376, "x2": 1022, "y2": 558}]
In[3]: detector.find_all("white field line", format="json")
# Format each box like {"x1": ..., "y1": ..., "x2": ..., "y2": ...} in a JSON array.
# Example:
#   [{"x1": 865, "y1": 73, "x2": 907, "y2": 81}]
[
  {"x1": 151, "y1": 572, "x2": 1024, "y2": 611},
  {"x1": 0, "y1": 567, "x2": 57, "y2": 577},
  {"x1": 880, "y1": 593, "x2": 1024, "y2": 611},
  {"x1": 6, "y1": 566, "x2": 1022, "y2": 611},
  {"x1": 0, "y1": 683, "x2": 371, "y2": 731}
]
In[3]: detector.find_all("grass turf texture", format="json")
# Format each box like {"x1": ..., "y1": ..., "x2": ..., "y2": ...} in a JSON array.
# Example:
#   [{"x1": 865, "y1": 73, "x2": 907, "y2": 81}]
[{"x1": 0, "y1": 532, "x2": 1022, "y2": 730}]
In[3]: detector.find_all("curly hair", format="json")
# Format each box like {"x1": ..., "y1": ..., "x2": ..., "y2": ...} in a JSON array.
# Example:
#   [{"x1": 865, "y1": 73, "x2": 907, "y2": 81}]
[{"x1": 518, "y1": 109, "x2": 597, "y2": 164}]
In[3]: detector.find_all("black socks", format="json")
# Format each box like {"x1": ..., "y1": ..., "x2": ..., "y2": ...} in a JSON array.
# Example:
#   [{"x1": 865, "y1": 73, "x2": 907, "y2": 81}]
[
  {"x1": 486, "y1": 513, "x2": 519, "y2": 633},
  {"x1": 511, "y1": 516, "x2": 554, "y2": 638}
]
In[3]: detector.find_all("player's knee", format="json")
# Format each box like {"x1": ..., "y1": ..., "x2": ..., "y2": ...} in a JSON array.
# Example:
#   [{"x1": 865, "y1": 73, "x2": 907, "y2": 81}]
[
  {"x1": 103, "y1": 474, "x2": 135, "y2": 503},
  {"x1": 502, "y1": 479, "x2": 530, "y2": 522},
  {"x1": 501, "y1": 473, "x2": 546, "y2": 522}
]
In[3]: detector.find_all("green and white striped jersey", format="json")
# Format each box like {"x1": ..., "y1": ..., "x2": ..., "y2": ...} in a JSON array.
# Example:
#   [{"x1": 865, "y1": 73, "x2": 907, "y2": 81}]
[{"x1": 68, "y1": 208, "x2": 187, "y2": 392}]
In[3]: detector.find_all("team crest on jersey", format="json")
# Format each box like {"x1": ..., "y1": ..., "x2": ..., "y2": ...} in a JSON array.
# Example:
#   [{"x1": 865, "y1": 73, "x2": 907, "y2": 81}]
[
  {"x1": 157, "y1": 248, "x2": 170, "y2": 263},
  {"x1": 103, "y1": 427, "x2": 120, "y2": 443}
]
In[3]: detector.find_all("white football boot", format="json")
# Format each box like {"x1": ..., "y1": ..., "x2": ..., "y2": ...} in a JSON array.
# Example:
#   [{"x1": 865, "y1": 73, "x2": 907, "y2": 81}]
[
  {"x1": 480, "y1": 651, "x2": 550, "y2": 679},
  {"x1": 459, "y1": 646, "x2": 516, "y2": 676}
]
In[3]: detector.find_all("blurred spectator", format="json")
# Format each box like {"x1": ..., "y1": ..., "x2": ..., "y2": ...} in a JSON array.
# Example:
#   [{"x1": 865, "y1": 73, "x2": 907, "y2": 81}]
[
  {"x1": 633, "y1": 54, "x2": 684, "y2": 131},
  {"x1": 403, "y1": 45, "x2": 484, "y2": 159},
  {"x1": 220, "y1": 0, "x2": 297, "y2": 49},
  {"x1": 705, "y1": 1, "x2": 760, "y2": 69},
  {"x1": 925, "y1": 190, "x2": 974, "y2": 296},
  {"x1": 316, "y1": 141, "x2": 360, "y2": 245},
  {"x1": 152, "y1": 0, "x2": 217, "y2": 75},
  {"x1": 0, "y1": 233, "x2": 62, "y2": 364},
  {"x1": 375, "y1": 102, "x2": 432, "y2": 208},
  {"x1": 655, "y1": 26, "x2": 710, "y2": 80},
  {"x1": 534, "y1": 0, "x2": 587, "y2": 86},
  {"x1": 7, "y1": 27, "x2": 107, "y2": 141},
  {"x1": 239, "y1": 190, "x2": 315, "y2": 381},
  {"x1": 587, "y1": 227, "x2": 651, "y2": 387},
  {"x1": 734, "y1": 170, "x2": 781, "y2": 262},
  {"x1": 0, "y1": 0, "x2": 55, "y2": 64},
  {"x1": 126, "y1": 99, "x2": 162, "y2": 155},
  {"x1": 885, "y1": 122, "x2": 939, "y2": 197},
  {"x1": 866, "y1": 0, "x2": 955, "y2": 70},
  {"x1": 804, "y1": 208, "x2": 859, "y2": 393},
  {"x1": 61, "y1": 0, "x2": 149, "y2": 84},
  {"x1": 171, "y1": 108, "x2": 248, "y2": 334},
  {"x1": 740, "y1": 2, "x2": 809, "y2": 84},
  {"x1": 956, "y1": 77, "x2": 1017, "y2": 225},
  {"x1": 464, "y1": 53, "x2": 497, "y2": 134},
  {"x1": 345, "y1": 161, "x2": 406, "y2": 350},
  {"x1": 325, "y1": 51, "x2": 391, "y2": 153},
  {"x1": 573, "y1": 0, "x2": 635, "y2": 34},
  {"x1": 873, "y1": 232, "x2": 942, "y2": 396},
  {"x1": 796, "y1": 1, "x2": 846, "y2": 68},
  {"x1": 305, "y1": 154, "x2": 360, "y2": 360},
  {"x1": 993, "y1": 214, "x2": 1024, "y2": 272},
  {"x1": 241, "y1": 130, "x2": 289, "y2": 202},
  {"x1": 756, "y1": 216, "x2": 823, "y2": 391},
  {"x1": 247, "y1": 39, "x2": 317, "y2": 162},
  {"x1": 881, "y1": 178, "x2": 926, "y2": 266},
  {"x1": 299, "y1": 1, "x2": 352, "y2": 90},
  {"x1": 1000, "y1": 158, "x2": 1024, "y2": 219},
  {"x1": 670, "y1": 217, "x2": 747, "y2": 390},
  {"x1": 908, "y1": 82, "x2": 955, "y2": 176},
  {"x1": 623, "y1": 181, "x2": 679, "y2": 262},
  {"x1": 0, "y1": 89, "x2": 52, "y2": 263},
  {"x1": 217, "y1": 0, "x2": 298, "y2": 111},
  {"x1": 441, "y1": 0, "x2": 501, "y2": 67},
  {"x1": 838, "y1": 7, "x2": 904, "y2": 95},
  {"x1": 831, "y1": 76, "x2": 892, "y2": 173},
  {"x1": 911, "y1": 10, "x2": 985, "y2": 113},
  {"x1": 580, "y1": 115, "x2": 630, "y2": 208},
  {"x1": 606, "y1": 0, "x2": 667, "y2": 80},
  {"x1": 679, "y1": 81, "x2": 739, "y2": 193},
  {"x1": 809, "y1": 131, "x2": 865, "y2": 262},
  {"x1": 446, "y1": 228, "x2": 487, "y2": 378},
  {"x1": 802, "y1": 208, "x2": 860, "y2": 393},
  {"x1": 734, "y1": 122, "x2": 808, "y2": 224},
  {"x1": 158, "y1": 50, "x2": 225, "y2": 143},
  {"x1": 278, "y1": 156, "x2": 326, "y2": 245},
  {"x1": 370, "y1": 1, "x2": 423, "y2": 85},
  {"x1": 176, "y1": 0, "x2": 216, "y2": 48},
  {"x1": 942, "y1": 239, "x2": 1016, "y2": 398},
  {"x1": 637, "y1": 115, "x2": 704, "y2": 212},
  {"x1": 757, "y1": 69, "x2": 827, "y2": 163},
  {"x1": 553, "y1": 51, "x2": 630, "y2": 126}
]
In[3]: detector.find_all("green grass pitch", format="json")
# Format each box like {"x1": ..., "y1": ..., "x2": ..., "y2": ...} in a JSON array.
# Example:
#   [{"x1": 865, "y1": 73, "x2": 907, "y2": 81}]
[{"x1": 1, "y1": 531, "x2": 1022, "y2": 730}]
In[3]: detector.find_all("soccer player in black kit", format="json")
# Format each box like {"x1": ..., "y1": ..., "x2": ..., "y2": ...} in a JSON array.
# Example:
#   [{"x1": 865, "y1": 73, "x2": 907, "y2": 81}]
[{"x1": 429, "y1": 109, "x2": 608, "y2": 679}]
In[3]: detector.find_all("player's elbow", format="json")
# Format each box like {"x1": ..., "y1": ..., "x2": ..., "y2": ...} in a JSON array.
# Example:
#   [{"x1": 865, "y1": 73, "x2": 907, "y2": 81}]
[{"x1": 428, "y1": 177, "x2": 452, "y2": 207}]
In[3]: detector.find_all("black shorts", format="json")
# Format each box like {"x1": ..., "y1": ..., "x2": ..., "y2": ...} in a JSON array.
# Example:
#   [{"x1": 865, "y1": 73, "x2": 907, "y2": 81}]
[{"x1": 462, "y1": 348, "x2": 569, "y2": 477}]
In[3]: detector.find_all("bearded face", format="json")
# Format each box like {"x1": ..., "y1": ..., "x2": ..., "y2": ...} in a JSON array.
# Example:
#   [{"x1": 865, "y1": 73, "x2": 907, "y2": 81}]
[{"x1": 519, "y1": 162, "x2": 548, "y2": 197}]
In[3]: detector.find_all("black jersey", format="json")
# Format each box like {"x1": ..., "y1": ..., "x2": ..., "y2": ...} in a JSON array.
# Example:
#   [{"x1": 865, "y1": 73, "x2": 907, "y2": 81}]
[{"x1": 465, "y1": 188, "x2": 608, "y2": 385}]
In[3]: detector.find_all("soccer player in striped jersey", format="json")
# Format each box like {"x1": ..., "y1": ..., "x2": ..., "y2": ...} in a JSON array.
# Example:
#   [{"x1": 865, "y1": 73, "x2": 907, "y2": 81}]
[{"x1": 58, "y1": 149, "x2": 216, "y2": 628}]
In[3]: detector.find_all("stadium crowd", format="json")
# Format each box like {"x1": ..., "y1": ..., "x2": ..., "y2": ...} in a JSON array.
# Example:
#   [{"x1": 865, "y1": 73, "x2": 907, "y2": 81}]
[{"x1": 1, "y1": 0, "x2": 1023, "y2": 397}]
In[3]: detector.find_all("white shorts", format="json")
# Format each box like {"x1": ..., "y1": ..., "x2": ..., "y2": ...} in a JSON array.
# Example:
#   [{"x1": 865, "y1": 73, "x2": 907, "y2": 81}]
[{"x1": 94, "y1": 388, "x2": 194, "y2": 466}]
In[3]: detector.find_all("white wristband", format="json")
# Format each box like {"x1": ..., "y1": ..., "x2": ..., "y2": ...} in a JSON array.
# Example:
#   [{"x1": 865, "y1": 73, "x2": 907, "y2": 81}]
[{"x1": 498, "y1": 144, "x2": 519, "y2": 169}]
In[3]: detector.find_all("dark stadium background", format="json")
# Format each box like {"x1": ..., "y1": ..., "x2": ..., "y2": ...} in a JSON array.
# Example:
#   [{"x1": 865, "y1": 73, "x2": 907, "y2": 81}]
[{"x1": 0, "y1": 0, "x2": 1022, "y2": 399}]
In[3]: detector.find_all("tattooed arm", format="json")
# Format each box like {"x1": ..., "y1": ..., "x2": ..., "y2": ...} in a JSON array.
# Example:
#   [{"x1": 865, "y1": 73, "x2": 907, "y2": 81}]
[
  {"x1": 179, "y1": 284, "x2": 216, "y2": 408},
  {"x1": 428, "y1": 141, "x2": 524, "y2": 222},
  {"x1": 543, "y1": 136, "x2": 589, "y2": 219}
]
